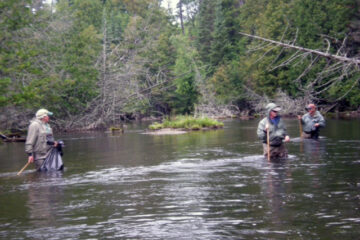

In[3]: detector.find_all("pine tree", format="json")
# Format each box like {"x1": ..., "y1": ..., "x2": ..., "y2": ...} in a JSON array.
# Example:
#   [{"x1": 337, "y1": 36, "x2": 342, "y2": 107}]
[
  {"x1": 196, "y1": 0, "x2": 215, "y2": 65},
  {"x1": 0, "y1": 0, "x2": 36, "y2": 107},
  {"x1": 210, "y1": 0, "x2": 240, "y2": 66}
]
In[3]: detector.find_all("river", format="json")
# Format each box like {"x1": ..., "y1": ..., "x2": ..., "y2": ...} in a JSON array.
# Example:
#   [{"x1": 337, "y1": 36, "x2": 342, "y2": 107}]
[{"x1": 0, "y1": 119, "x2": 359, "y2": 239}]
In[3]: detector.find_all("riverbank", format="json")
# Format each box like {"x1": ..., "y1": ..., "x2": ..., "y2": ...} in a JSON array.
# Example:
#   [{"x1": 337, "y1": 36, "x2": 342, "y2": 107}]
[{"x1": 1, "y1": 110, "x2": 359, "y2": 136}]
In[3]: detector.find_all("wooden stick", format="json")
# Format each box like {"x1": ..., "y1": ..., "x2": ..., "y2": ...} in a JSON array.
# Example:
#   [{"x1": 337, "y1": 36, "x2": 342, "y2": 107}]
[
  {"x1": 299, "y1": 117, "x2": 304, "y2": 152},
  {"x1": 299, "y1": 117, "x2": 303, "y2": 139},
  {"x1": 267, "y1": 128, "x2": 270, "y2": 161},
  {"x1": 17, "y1": 162, "x2": 30, "y2": 176}
]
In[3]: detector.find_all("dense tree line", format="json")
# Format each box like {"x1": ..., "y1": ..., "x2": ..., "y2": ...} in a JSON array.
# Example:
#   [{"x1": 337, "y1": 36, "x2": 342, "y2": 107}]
[{"x1": 0, "y1": 0, "x2": 359, "y2": 130}]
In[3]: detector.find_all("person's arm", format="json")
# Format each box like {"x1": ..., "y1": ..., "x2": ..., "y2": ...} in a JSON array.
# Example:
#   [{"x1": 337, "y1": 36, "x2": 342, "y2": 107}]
[
  {"x1": 297, "y1": 115, "x2": 304, "y2": 124},
  {"x1": 301, "y1": 114, "x2": 306, "y2": 124},
  {"x1": 317, "y1": 112, "x2": 326, "y2": 128},
  {"x1": 257, "y1": 120, "x2": 266, "y2": 141},
  {"x1": 301, "y1": 114, "x2": 313, "y2": 132},
  {"x1": 277, "y1": 119, "x2": 290, "y2": 142},
  {"x1": 25, "y1": 123, "x2": 38, "y2": 159}
]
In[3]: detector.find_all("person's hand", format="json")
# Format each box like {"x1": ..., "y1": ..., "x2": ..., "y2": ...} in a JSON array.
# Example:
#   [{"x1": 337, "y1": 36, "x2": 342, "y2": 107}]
[
  {"x1": 28, "y1": 156, "x2": 34, "y2": 163},
  {"x1": 54, "y1": 141, "x2": 58, "y2": 147},
  {"x1": 265, "y1": 123, "x2": 269, "y2": 131},
  {"x1": 297, "y1": 115, "x2": 302, "y2": 120},
  {"x1": 284, "y1": 135, "x2": 290, "y2": 142},
  {"x1": 314, "y1": 123, "x2": 319, "y2": 127}
]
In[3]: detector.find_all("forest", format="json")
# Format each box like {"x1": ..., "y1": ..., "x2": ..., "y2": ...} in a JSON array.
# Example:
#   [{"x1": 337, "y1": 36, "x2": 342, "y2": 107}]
[{"x1": 1, "y1": 0, "x2": 359, "y2": 130}]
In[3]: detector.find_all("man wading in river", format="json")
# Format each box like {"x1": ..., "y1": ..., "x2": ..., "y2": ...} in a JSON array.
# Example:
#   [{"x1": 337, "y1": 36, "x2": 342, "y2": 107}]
[
  {"x1": 25, "y1": 109, "x2": 58, "y2": 171},
  {"x1": 298, "y1": 103, "x2": 325, "y2": 139},
  {"x1": 257, "y1": 103, "x2": 290, "y2": 160}
]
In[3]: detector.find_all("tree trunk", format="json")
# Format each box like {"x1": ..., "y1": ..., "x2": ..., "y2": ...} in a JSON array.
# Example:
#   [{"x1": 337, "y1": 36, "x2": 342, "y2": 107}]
[{"x1": 179, "y1": 0, "x2": 185, "y2": 35}]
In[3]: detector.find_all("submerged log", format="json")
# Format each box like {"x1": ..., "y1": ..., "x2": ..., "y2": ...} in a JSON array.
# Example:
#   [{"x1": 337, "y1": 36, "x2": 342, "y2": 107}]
[{"x1": 0, "y1": 132, "x2": 26, "y2": 142}]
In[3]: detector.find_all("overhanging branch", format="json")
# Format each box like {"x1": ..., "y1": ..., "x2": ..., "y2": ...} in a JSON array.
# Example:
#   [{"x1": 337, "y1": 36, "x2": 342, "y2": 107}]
[{"x1": 239, "y1": 32, "x2": 360, "y2": 65}]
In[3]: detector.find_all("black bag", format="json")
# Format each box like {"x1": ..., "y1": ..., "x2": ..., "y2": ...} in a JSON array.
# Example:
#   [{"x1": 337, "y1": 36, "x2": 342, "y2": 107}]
[
  {"x1": 270, "y1": 136, "x2": 283, "y2": 147},
  {"x1": 39, "y1": 141, "x2": 64, "y2": 171}
]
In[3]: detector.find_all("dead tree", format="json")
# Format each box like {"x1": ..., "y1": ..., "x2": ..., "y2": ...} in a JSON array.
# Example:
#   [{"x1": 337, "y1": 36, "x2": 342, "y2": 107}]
[
  {"x1": 239, "y1": 32, "x2": 360, "y2": 65},
  {"x1": 239, "y1": 32, "x2": 360, "y2": 111}
]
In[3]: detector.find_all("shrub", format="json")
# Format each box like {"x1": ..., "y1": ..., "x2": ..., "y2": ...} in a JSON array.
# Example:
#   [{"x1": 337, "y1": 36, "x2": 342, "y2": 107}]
[{"x1": 148, "y1": 116, "x2": 224, "y2": 130}]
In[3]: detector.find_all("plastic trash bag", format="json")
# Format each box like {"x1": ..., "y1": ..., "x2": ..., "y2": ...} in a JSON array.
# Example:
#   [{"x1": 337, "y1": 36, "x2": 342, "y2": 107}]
[{"x1": 39, "y1": 141, "x2": 64, "y2": 171}]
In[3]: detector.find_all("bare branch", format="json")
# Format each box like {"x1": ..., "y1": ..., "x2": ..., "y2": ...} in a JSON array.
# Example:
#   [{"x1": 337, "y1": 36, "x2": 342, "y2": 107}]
[{"x1": 239, "y1": 32, "x2": 360, "y2": 65}]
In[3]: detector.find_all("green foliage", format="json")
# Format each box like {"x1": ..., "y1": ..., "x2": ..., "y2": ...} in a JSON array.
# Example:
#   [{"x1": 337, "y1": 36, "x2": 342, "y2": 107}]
[
  {"x1": 230, "y1": 0, "x2": 359, "y2": 102},
  {"x1": 289, "y1": 0, "x2": 354, "y2": 49},
  {"x1": 0, "y1": 0, "x2": 32, "y2": 32},
  {"x1": 103, "y1": 1, "x2": 129, "y2": 43},
  {"x1": 196, "y1": 0, "x2": 216, "y2": 65},
  {"x1": 0, "y1": 0, "x2": 35, "y2": 107},
  {"x1": 0, "y1": 78, "x2": 11, "y2": 106},
  {"x1": 210, "y1": 0, "x2": 241, "y2": 66},
  {"x1": 57, "y1": 0, "x2": 103, "y2": 30},
  {"x1": 210, "y1": 60, "x2": 246, "y2": 103},
  {"x1": 148, "y1": 122, "x2": 163, "y2": 130},
  {"x1": 113, "y1": 3, "x2": 178, "y2": 118},
  {"x1": 43, "y1": 2, "x2": 102, "y2": 117},
  {"x1": 148, "y1": 115, "x2": 224, "y2": 130},
  {"x1": 171, "y1": 35, "x2": 199, "y2": 114},
  {"x1": 328, "y1": 74, "x2": 360, "y2": 108},
  {"x1": 1, "y1": 0, "x2": 359, "y2": 129}
]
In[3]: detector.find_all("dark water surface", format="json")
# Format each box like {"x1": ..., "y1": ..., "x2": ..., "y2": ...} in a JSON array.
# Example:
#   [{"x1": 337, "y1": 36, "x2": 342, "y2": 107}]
[{"x1": 0, "y1": 119, "x2": 359, "y2": 239}]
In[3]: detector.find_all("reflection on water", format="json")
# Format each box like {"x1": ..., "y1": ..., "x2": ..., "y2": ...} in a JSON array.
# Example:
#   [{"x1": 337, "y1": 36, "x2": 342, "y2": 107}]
[
  {"x1": 262, "y1": 160, "x2": 292, "y2": 227},
  {"x1": 23, "y1": 172, "x2": 66, "y2": 239},
  {"x1": 302, "y1": 138, "x2": 327, "y2": 160},
  {"x1": 0, "y1": 119, "x2": 359, "y2": 239},
  {"x1": 26, "y1": 172, "x2": 64, "y2": 227}
]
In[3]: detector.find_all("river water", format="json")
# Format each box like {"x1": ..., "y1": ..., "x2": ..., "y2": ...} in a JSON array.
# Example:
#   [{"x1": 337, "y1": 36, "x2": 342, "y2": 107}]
[{"x1": 0, "y1": 119, "x2": 359, "y2": 239}]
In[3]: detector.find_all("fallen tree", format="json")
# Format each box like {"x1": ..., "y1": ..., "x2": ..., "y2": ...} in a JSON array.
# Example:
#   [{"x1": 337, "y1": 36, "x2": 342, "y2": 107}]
[{"x1": 239, "y1": 31, "x2": 360, "y2": 113}]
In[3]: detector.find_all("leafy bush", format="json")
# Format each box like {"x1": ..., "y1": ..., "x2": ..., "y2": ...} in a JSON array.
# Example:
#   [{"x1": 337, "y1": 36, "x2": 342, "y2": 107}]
[
  {"x1": 148, "y1": 116, "x2": 224, "y2": 130},
  {"x1": 148, "y1": 122, "x2": 163, "y2": 130}
]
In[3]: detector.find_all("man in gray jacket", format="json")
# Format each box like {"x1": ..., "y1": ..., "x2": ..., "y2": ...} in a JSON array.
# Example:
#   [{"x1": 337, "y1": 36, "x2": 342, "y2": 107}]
[
  {"x1": 298, "y1": 103, "x2": 325, "y2": 139},
  {"x1": 257, "y1": 103, "x2": 290, "y2": 160},
  {"x1": 25, "y1": 109, "x2": 57, "y2": 171}
]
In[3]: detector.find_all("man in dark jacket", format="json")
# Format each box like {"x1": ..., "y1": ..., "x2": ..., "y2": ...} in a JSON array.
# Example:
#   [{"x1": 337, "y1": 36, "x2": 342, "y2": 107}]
[
  {"x1": 257, "y1": 103, "x2": 290, "y2": 160},
  {"x1": 298, "y1": 103, "x2": 325, "y2": 139}
]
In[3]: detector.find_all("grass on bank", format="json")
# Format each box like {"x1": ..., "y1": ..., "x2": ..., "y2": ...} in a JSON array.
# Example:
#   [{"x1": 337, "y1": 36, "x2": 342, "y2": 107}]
[{"x1": 148, "y1": 116, "x2": 224, "y2": 130}]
